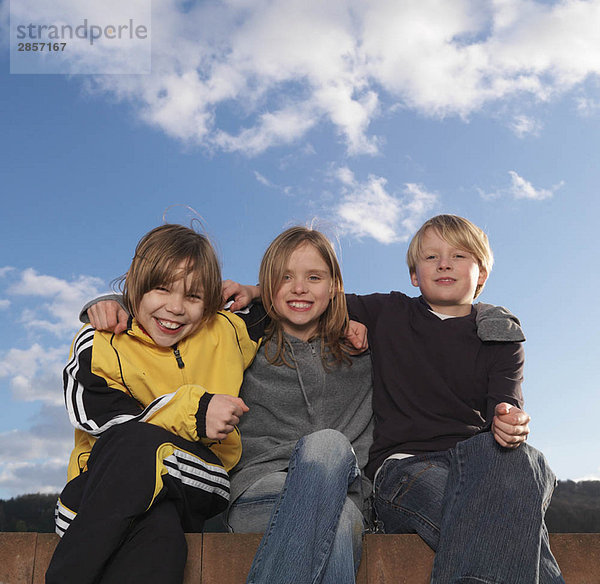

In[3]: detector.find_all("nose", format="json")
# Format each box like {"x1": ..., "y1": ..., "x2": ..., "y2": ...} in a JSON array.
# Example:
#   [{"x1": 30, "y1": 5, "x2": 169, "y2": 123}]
[
  {"x1": 437, "y1": 256, "x2": 452, "y2": 271},
  {"x1": 165, "y1": 293, "x2": 185, "y2": 314},
  {"x1": 292, "y1": 279, "x2": 308, "y2": 294}
]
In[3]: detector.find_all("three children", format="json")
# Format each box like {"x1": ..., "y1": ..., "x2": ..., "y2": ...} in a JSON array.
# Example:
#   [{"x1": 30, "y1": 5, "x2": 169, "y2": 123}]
[{"x1": 50, "y1": 214, "x2": 563, "y2": 583}]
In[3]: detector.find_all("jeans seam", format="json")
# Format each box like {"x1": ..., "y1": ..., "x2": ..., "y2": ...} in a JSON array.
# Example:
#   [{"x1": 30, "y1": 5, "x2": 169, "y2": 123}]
[
  {"x1": 246, "y1": 463, "x2": 295, "y2": 583},
  {"x1": 311, "y1": 449, "x2": 359, "y2": 584},
  {"x1": 246, "y1": 430, "x2": 360, "y2": 584},
  {"x1": 388, "y1": 463, "x2": 434, "y2": 505},
  {"x1": 376, "y1": 497, "x2": 441, "y2": 536},
  {"x1": 542, "y1": 476, "x2": 557, "y2": 512}
]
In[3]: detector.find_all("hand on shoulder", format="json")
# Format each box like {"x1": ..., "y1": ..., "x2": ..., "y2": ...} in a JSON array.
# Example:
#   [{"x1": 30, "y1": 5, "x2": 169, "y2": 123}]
[{"x1": 88, "y1": 300, "x2": 129, "y2": 334}]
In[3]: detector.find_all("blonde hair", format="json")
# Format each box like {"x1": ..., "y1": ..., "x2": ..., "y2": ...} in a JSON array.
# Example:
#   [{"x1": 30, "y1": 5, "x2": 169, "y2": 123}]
[
  {"x1": 406, "y1": 214, "x2": 493, "y2": 299},
  {"x1": 259, "y1": 226, "x2": 350, "y2": 367},
  {"x1": 120, "y1": 224, "x2": 222, "y2": 326}
]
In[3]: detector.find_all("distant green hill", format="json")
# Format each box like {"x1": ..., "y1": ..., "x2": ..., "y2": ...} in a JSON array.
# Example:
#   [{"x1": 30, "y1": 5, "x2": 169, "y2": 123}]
[
  {"x1": 1, "y1": 480, "x2": 599, "y2": 533},
  {"x1": 0, "y1": 493, "x2": 57, "y2": 533},
  {"x1": 545, "y1": 480, "x2": 600, "y2": 533}
]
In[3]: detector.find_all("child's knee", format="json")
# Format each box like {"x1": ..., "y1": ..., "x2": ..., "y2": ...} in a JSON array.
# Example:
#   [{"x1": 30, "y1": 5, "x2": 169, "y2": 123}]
[
  {"x1": 291, "y1": 430, "x2": 359, "y2": 485},
  {"x1": 514, "y1": 442, "x2": 557, "y2": 495},
  {"x1": 462, "y1": 432, "x2": 557, "y2": 496},
  {"x1": 92, "y1": 422, "x2": 169, "y2": 462},
  {"x1": 106, "y1": 421, "x2": 165, "y2": 445},
  {"x1": 296, "y1": 429, "x2": 354, "y2": 463}
]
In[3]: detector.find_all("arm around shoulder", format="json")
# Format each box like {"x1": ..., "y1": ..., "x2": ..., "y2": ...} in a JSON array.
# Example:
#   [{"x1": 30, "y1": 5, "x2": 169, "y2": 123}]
[
  {"x1": 80, "y1": 293, "x2": 130, "y2": 334},
  {"x1": 475, "y1": 302, "x2": 525, "y2": 342},
  {"x1": 484, "y1": 340, "x2": 531, "y2": 448},
  {"x1": 346, "y1": 291, "x2": 393, "y2": 328}
]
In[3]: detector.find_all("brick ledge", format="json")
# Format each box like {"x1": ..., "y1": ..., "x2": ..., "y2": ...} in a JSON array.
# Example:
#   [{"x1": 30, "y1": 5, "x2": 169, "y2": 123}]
[{"x1": 1, "y1": 532, "x2": 598, "y2": 583}]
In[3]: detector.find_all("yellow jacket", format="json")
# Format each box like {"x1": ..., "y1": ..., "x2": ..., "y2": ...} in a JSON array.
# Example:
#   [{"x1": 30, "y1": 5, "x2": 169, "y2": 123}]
[{"x1": 64, "y1": 311, "x2": 258, "y2": 480}]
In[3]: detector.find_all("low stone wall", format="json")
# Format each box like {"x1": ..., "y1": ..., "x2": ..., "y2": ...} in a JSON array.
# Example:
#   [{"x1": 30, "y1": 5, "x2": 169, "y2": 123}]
[{"x1": 1, "y1": 532, "x2": 598, "y2": 583}]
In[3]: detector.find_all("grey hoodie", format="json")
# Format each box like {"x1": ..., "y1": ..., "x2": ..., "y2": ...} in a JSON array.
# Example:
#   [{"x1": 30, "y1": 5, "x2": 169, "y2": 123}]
[{"x1": 230, "y1": 334, "x2": 374, "y2": 515}]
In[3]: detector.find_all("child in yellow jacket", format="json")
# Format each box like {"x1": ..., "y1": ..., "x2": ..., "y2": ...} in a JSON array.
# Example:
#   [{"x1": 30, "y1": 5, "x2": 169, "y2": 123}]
[{"x1": 46, "y1": 224, "x2": 260, "y2": 584}]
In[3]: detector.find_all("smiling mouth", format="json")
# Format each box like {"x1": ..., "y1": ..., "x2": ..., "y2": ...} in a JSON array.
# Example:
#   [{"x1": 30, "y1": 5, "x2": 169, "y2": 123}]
[
  {"x1": 287, "y1": 301, "x2": 313, "y2": 309},
  {"x1": 156, "y1": 318, "x2": 184, "y2": 331}
]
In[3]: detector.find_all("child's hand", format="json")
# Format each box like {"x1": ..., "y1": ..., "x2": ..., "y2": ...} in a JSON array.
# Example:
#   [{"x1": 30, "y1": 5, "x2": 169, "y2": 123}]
[
  {"x1": 222, "y1": 280, "x2": 260, "y2": 312},
  {"x1": 343, "y1": 320, "x2": 369, "y2": 353},
  {"x1": 492, "y1": 402, "x2": 530, "y2": 448},
  {"x1": 88, "y1": 301, "x2": 129, "y2": 334},
  {"x1": 205, "y1": 394, "x2": 249, "y2": 441}
]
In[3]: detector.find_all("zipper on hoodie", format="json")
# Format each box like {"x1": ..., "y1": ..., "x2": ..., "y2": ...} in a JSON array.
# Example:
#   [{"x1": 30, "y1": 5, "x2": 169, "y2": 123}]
[{"x1": 173, "y1": 345, "x2": 185, "y2": 369}]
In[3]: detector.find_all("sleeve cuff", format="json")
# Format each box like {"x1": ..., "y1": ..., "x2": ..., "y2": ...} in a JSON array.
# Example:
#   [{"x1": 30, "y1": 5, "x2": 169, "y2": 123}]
[
  {"x1": 79, "y1": 293, "x2": 127, "y2": 324},
  {"x1": 195, "y1": 392, "x2": 214, "y2": 438},
  {"x1": 475, "y1": 302, "x2": 526, "y2": 342}
]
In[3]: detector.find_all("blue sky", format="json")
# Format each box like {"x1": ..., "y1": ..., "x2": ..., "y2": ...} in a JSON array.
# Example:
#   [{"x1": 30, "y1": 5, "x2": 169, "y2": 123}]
[{"x1": 1, "y1": 0, "x2": 599, "y2": 499}]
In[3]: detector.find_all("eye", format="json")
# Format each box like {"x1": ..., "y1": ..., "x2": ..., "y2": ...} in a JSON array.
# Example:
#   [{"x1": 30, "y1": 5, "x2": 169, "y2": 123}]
[
  {"x1": 155, "y1": 286, "x2": 169, "y2": 292},
  {"x1": 308, "y1": 275, "x2": 322, "y2": 281},
  {"x1": 187, "y1": 293, "x2": 203, "y2": 301},
  {"x1": 425, "y1": 255, "x2": 436, "y2": 260},
  {"x1": 282, "y1": 274, "x2": 292, "y2": 281}
]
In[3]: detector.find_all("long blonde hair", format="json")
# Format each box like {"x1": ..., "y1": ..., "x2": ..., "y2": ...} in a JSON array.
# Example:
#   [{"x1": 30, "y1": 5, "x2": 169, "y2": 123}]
[{"x1": 259, "y1": 226, "x2": 350, "y2": 367}]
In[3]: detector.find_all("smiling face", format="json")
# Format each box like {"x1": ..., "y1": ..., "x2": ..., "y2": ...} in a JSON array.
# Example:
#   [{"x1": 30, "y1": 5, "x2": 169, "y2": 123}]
[
  {"x1": 272, "y1": 242, "x2": 333, "y2": 341},
  {"x1": 135, "y1": 263, "x2": 205, "y2": 347},
  {"x1": 410, "y1": 227, "x2": 488, "y2": 317}
]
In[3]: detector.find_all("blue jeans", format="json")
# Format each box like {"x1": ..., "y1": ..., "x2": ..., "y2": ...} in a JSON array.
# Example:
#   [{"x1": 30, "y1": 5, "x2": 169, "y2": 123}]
[
  {"x1": 227, "y1": 429, "x2": 365, "y2": 584},
  {"x1": 374, "y1": 432, "x2": 564, "y2": 584}
]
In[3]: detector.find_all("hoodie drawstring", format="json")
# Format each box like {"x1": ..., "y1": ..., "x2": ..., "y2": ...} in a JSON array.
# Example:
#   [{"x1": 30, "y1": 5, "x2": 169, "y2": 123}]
[{"x1": 286, "y1": 338, "x2": 316, "y2": 418}]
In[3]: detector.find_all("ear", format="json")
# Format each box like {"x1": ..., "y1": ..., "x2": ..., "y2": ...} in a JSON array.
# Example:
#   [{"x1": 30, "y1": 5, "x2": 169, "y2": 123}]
[
  {"x1": 410, "y1": 270, "x2": 420, "y2": 288},
  {"x1": 477, "y1": 267, "x2": 488, "y2": 286}
]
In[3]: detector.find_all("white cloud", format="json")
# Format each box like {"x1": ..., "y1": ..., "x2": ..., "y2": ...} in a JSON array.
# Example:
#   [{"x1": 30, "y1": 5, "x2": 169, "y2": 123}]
[
  {"x1": 510, "y1": 115, "x2": 542, "y2": 138},
  {"x1": 0, "y1": 459, "x2": 67, "y2": 497},
  {"x1": 508, "y1": 170, "x2": 563, "y2": 200},
  {"x1": 214, "y1": 103, "x2": 319, "y2": 156},
  {"x1": 0, "y1": 423, "x2": 71, "y2": 462},
  {"x1": 574, "y1": 467, "x2": 600, "y2": 482},
  {"x1": 576, "y1": 96, "x2": 600, "y2": 116},
  {"x1": 333, "y1": 167, "x2": 438, "y2": 244},
  {"x1": 0, "y1": 299, "x2": 10, "y2": 309},
  {"x1": 14, "y1": 0, "x2": 595, "y2": 156},
  {"x1": 399, "y1": 183, "x2": 441, "y2": 234},
  {"x1": 8, "y1": 268, "x2": 104, "y2": 336},
  {"x1": 479, "y1": 170, "x2": 564, "y2": 200},
  {"x1": 477, "y1": 187, "x2": 500, "y2": 201},
  {"x1": 334, "y1": 166, "x2": 356, "y2": 187},
  {"x1": 0, "y1": 405, "x2": 73, "y2": 497},
  {"x1": 253, "y1": 170, "x2": 293, "y2": 196},
  {"x1": 254, "y1": 171, "x2": 274, "y2": 188},
  {"x1": 0, "y1": 343, "x2": 70, "y2": 404},
  {"x1": 0, "y1": 269, "x2": 105, "y2": 406}
]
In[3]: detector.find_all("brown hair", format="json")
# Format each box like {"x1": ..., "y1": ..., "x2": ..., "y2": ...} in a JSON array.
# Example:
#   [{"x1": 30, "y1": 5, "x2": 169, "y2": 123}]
[
  {"x1": 259, "y1": 226, "x2": 350, "y2": 367},
  {"x1": 120, "y1": 224, "x2": 222, "y2": 326},
  {"x1": 406, "y1": 214, "x2": 493, "y2": 299}
]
